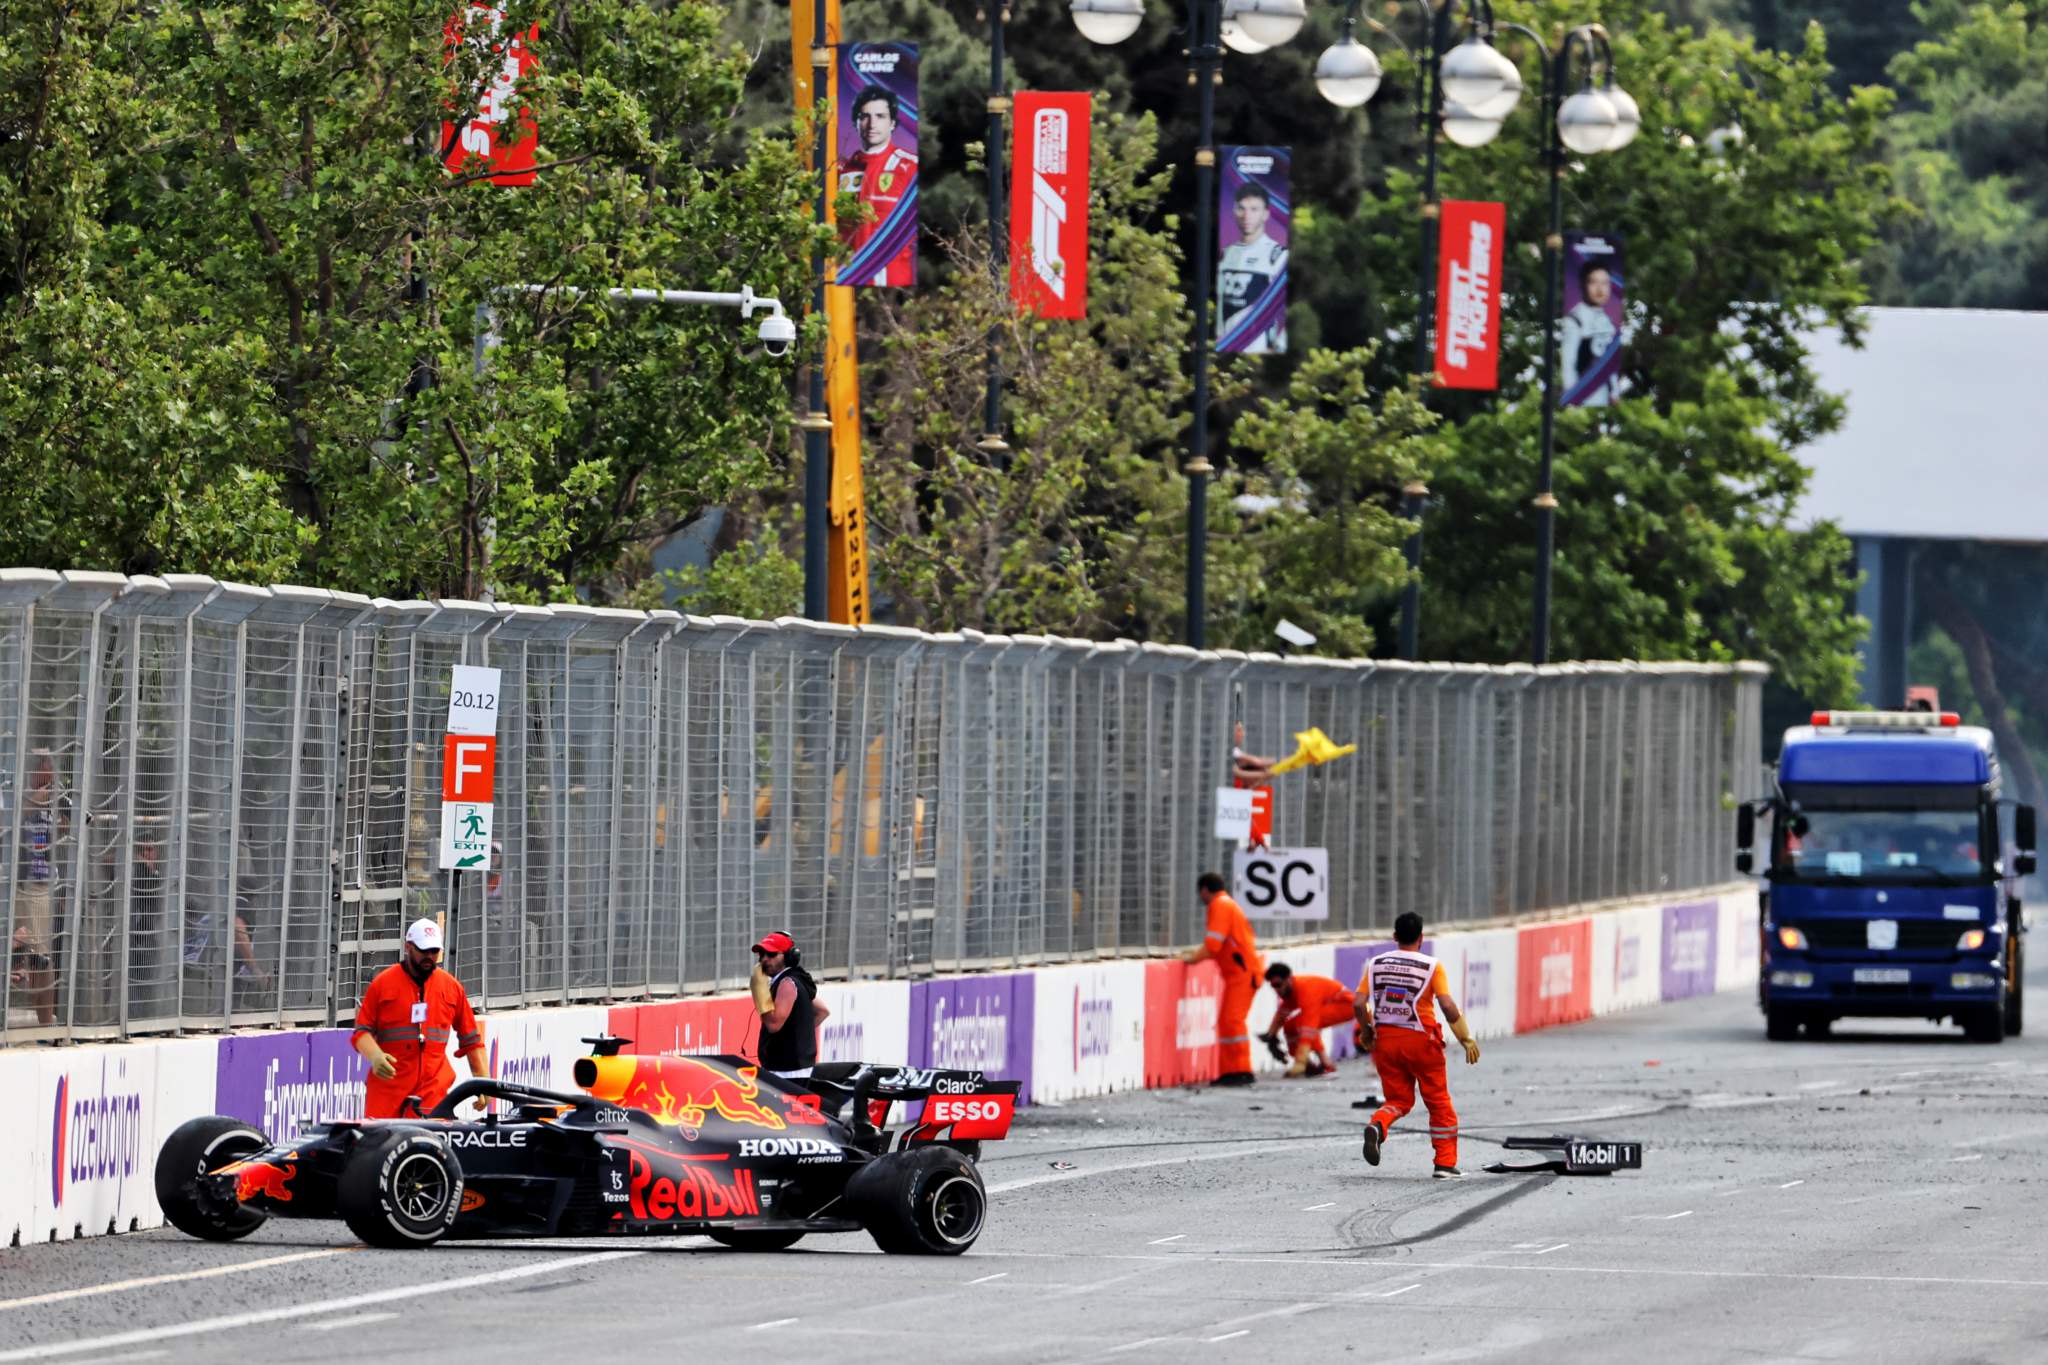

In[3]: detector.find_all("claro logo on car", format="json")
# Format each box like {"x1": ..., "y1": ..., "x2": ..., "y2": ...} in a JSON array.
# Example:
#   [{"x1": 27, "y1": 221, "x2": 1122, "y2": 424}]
[{"x1": 50, "y1": 1059, "x2": 147, "y2": 1208}]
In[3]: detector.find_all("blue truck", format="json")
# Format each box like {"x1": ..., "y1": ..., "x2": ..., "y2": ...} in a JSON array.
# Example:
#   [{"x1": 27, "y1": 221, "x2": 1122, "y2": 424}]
[{"x1": 1738, "y1": 710, "x2": 2037, "y2": 1042}]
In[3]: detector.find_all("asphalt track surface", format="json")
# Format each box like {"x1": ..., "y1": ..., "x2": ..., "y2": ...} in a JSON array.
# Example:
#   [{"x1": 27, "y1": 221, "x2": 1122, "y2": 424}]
[{"x1": 8, "y1": 971, "x2": 2048, "y2": 1365}]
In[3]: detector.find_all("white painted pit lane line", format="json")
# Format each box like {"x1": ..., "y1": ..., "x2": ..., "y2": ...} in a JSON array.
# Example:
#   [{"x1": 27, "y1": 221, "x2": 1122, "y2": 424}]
[
  {"x1": 0, "y1": 1248, "x2": 361, "y2": 1313},
  {"x1": 0, "y1": 1249, "x2": 642, "y2": 1363},
  {"x1": 296, "y1": 1312, "x2": 398, "y2": 1333},
  {"x1": 988, "y1": 1249, "x2": 2048, "y2": 1293}
]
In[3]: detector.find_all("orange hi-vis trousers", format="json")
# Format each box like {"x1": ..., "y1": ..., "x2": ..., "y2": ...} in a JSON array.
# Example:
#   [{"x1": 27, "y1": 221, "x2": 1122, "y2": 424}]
[
  {"x1": 1218, "y1": 972, "x2": 1257, "y2": 1075},
  {"x1": 1369, "y1": 1025, "x2": 1459, "y2": 1168},
  {"x1": 1284, "y1": 997, "x2": 1357, "y2": 1053}
]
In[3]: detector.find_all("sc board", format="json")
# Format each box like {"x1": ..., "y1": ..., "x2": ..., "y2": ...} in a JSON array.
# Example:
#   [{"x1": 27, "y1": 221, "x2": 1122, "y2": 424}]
[{"x1": 1231, "y1": 847, "x2": 1329, "y2": 920}]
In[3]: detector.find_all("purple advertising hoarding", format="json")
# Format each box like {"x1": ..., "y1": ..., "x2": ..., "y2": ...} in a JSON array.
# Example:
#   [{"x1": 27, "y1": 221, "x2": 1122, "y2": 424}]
[
  {"x1": 1661, "y1": 901, "x2": 1719, "y2": 1001},
  {"x1": 215, "y1": 1028, "x2": 366, "y2": 1141},
  {"x1": 1216, "y1": 145, "x2": 1289, "y2": 354},
  {"x1": 909, "y1": 974, "x2": 1035, "y2": 1103},
  {"x1": 836, "y1": 42, "x2": 919, "y2": 287},
  {"x1": 1560, "y1": 231, "x2": 1624, "y2": 407}
]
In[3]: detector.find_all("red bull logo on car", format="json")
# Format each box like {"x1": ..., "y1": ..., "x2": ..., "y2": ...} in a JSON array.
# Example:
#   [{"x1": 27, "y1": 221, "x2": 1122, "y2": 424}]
[
  {"x1": 227, "y1": 1158, "x2": 297, "y2": 1204},
  {"x1": 580, "y1": 1054, "x2": 787, "y2": 1130},
  {"x1": 626, "y1": 1150, "x2": 761, "y2": 1220}
]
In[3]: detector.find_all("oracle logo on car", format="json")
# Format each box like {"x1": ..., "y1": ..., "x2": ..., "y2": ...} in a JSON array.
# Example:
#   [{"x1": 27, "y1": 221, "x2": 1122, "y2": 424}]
[{"x1": 49, "y1": 1059, "x2": 147, "y2": 1209}]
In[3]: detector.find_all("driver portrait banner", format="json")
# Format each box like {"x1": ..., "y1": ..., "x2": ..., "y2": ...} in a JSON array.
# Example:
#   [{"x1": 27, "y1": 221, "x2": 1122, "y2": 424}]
[
  {"x1": 836, "y1": 42, "x2": 920, "y2": 287},
  {"x1": 1216, "y1": 146, "x2": 1289, "y2": 354},
  {"x1": 1560, "y1": 231, "x2": 1625, "y2": 407},
  {"x1": 1433, "y1": 199, "x2": 1504, "y2": 389},
  {"x1": 1010, "y1": 91, "x2": 1091, "y2": 319},
  {"x1": 440, "y1": 5, "x2": 540, "y2": 187}
]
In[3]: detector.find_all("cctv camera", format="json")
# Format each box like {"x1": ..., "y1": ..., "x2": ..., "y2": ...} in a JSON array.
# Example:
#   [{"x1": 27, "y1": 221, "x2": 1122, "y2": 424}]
[
  {"x1": 757, "y1": 312, "x2": 796, "y2": 358},
  {"x1": 1274, "y1": 619, "x2": 1317, "y2": 649}
]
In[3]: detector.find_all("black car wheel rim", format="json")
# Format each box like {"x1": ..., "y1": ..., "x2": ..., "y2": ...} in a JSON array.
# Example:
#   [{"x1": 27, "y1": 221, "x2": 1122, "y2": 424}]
[
  {"x1": 392, "y1": 1152, "x2": 451, "y2": 1224},
  {"x1": 927, "y1": 1175, "x2": 983, "y2": 1245}
]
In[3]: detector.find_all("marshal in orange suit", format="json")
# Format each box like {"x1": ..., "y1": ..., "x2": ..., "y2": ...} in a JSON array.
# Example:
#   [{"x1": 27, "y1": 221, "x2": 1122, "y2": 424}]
[{"x1": 1183, "y1": 872, "x2": 1264, "y2": 1086}]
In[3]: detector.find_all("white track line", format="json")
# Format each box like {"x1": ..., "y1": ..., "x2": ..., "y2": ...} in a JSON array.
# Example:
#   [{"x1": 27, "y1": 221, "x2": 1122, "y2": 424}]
[
  {"x1": 1302, "y1": 1202, "x2": 1336, "y2": 1211},
  {"x1": 0, "y1": 1250, "x2": 641, "y2": 1363},
  {"x1": 1147, "y1": 1234, "x2": 1187, "y2": 1245},
  {"x1": 1207, "y1": 1302, "x2": 1323, "y2": 1331},
  {"x1": 749, "y1": 1318, "x2": 800, "y2": 1331},
  {"x1": 0, "y1": 1248, "x2": 359, "y2": 1313},
  {"x1": 1377, "y1": 1284, "x2": 1423, "y2": 1298},
  {"x1": 1208, "y1": 1330, "x2": 1251, "y2": 1343},
  {"x1": 1779, "y1": 1180, "x2": 1805, "y2": 1190},
  {"x1": 297, "y1": 1312, "x2": 397, "y2": 1333},
  {"x1": 968, "y1": 1273, "x2": 1009, "y2": 1285}
]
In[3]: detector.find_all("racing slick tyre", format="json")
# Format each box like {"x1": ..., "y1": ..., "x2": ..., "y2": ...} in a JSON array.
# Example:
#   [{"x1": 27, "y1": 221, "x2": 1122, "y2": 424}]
[
  {"x1": 1964, "y1": 1003, "x2": 2007, "y2": 1044},
  {"x1": 1765, "y1": 1004, "x2": 1800, "y2": 1042},
  {"x1": 337, "y1": 1128, "x2": 465, "y2": 1248},
  {"x1": 706, "y1": 1229, "x2": 806, "y2": 1252},
  {"x1": 154, "y1": 1116, "x2": 270, "y2": 1242},
  {"x1": 845, "y1": 1146, "x2": 986, "y2": 1255}
]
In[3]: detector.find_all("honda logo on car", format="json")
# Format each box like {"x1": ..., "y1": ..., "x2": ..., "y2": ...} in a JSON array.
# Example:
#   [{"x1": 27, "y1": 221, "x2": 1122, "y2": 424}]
[
  {"x1": 627, "y1": 1150, "x2": 760, "y2": 1220},
  {"x1": 736, "y1": 1137, "x2": 843, "y2": 1161},
  {"x1": 50, "y1": 1060, "x2": 146, "y2": 1207}
]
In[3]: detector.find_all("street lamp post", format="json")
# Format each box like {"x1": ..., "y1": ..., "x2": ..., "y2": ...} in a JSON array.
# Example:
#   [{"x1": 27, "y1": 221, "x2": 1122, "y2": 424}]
[
  {"x1": 804, "y1": 3, "x2": 833, "y2": 621},
  {"x1": 980, "y1": 3, "x2": 1014, "y2": 461},
  {"x1": 1071, "y1": 0, "x2": 1307, "y2": 650}
]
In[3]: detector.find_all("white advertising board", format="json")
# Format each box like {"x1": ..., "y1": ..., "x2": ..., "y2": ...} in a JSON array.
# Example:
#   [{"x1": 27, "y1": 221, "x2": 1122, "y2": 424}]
[
  {"x1": 815, "y1": 981, "x2": 913, "y2": 1069},
  {"x1": 1030, "y1": 962, "x2": 1146, "y2": 1101}
]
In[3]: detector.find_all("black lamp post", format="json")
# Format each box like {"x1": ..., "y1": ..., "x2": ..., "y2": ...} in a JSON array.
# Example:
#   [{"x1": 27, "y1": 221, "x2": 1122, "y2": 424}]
[
  {"x1": 980, "y1": 3, "x2": 1014, "y2": 462},
  {"x1": 802, "y1": 0, "x2": 833, "y2": 620}
]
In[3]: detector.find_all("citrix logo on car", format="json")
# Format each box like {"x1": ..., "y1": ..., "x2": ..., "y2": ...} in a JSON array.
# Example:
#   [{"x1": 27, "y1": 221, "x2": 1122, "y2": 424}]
[{"x1": 50, "y1": 1058, "x2": 146, "y2": 1207}]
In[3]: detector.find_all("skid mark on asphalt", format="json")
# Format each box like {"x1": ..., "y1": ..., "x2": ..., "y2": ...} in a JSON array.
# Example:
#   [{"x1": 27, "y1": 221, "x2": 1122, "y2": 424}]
[{"x1": 1337, "y1": 1174, "x2": 1559, "y2": 1253}]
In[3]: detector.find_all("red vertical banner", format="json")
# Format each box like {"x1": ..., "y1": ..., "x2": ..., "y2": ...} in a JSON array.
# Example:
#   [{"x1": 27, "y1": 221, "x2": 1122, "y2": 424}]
[
  {"x1": 1433, "y1": 199, "x2": 1505, "y2": 389},
  {"x1": 1010, "y1": 92, "x2": 1091, "y2": 319},
  {"x1": 442, "y1": 5, "x2": 540, "y2": 187}
]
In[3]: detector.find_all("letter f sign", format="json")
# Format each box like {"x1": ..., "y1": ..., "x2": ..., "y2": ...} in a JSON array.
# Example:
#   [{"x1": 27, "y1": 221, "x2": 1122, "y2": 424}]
[{"x1": 443, "y1": 734, "x2": 496, "y2": 802}]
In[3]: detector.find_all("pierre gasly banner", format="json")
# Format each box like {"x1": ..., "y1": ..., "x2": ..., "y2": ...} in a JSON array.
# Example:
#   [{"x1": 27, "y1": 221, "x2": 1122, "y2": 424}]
[
  {"x1": 1561, "y1": 231, "x2": 1625, "y2": 407},
  {"x1": 1433, "y1": 199, "x2": 1505, "y2": 390},
  {"x1": 1010, "y1": 91, "x2": 1091, "y2": 319},
  {"x1": 836, "y1": 42, "x2": 920, "y2": 287},
  {"x1": 1216, "y1": 146, "x2": 1289, "y2": 354},
  {"x1": 441, "y1": 5, "x2": 540, "y2": 186}
]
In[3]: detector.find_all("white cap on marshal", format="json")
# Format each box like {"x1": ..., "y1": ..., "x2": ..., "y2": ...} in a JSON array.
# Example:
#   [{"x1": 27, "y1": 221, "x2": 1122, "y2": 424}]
[{"x1": 405, "y1": 917, "x2": 444, "y2": 951}]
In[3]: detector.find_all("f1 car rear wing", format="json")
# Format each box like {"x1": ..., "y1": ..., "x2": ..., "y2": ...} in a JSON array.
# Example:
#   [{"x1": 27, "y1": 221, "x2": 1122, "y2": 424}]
[
  {"x1": 838, "y1": 1066, "x2": 1023, "y2": 1143},
  {"x1": 1485, "y1": 1134, "x2": 1645, "y2": 1176}
]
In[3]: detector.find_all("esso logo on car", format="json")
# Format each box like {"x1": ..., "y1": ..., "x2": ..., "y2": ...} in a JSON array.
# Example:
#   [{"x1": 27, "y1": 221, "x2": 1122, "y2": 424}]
[
  {"x1": 923, "y1": 1093, "x2": 1016, "y2": 1139},
  {"x1": 927, "y1": 1098, "x2": 1003, "y2": 1124}
]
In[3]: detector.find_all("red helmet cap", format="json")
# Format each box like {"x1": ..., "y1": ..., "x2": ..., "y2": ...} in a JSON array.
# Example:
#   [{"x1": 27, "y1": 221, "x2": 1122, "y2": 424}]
[{"x1": 752, "y1": 931, "x2": 796, "y2": 955}]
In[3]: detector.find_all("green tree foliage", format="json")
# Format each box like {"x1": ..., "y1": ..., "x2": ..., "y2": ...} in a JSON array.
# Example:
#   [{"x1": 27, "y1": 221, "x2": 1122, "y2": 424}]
[
  {"x1": 1, "y1": 0, "x2": 821, "y2": 601},
  {"x1": 1747, "y1": 1, "x2": 1924, "y2": 90},
  {"x1": 1869, "y1": 0, "x2": 2048, "y2": 310},
  {"x1": 1282, "y1": 2, "x2": 1886, "y2": 692}
]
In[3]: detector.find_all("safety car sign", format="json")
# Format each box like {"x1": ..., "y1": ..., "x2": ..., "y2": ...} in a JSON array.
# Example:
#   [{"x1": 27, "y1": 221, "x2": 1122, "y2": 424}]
[{"x1": 1231, "y1": 846, "x2": 1329, "y2": 920}]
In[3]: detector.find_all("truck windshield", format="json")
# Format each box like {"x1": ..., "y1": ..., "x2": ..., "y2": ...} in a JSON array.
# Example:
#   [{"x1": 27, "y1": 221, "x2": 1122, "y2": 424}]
[{"x1": 1773, "y1": 807, "x2": 1988, "y2": 883}]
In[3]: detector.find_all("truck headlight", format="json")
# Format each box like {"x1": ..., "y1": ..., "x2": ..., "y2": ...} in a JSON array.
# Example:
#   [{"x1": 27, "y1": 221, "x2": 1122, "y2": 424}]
[
  {"x1": 1770, "y1": 970, "x2": 1814, "y2": 989},
  {"x1": 1957, "y1": 928, "x2": 1987, "y2": 951},
  {"x1": 1951, "y1": 972, "x2": 2000, "y2": 991},
  {"x1": 1776, "y1": 926, "x2": 1808, "y2": 950}
]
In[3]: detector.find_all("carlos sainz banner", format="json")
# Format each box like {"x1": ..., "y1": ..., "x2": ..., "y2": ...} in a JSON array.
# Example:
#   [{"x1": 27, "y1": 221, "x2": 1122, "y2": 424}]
[
  {"x1": 1216, "y1": 146, "x2": 1289, "y2": 354},
  {"x1": 1433, "y1": 199, "x2": 1505, "y2": 390},
  {"x1": 1010, "y1": 91, "x2": 1091, "y2": 319},
  {"x1": 836, "y1": 42, "x2": 920, "y2": 287}
]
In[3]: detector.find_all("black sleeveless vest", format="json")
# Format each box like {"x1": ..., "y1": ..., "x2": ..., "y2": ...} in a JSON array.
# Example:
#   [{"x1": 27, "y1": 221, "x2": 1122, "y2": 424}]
[{"x1": 759, "y1": 966, "x2": 818, "y2": 1072}]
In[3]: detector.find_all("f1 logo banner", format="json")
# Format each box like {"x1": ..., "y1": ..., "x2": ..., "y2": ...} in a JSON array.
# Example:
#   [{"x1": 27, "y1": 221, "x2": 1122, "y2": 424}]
[
  {"x1": 441, "y1": 5, "x2": 540, "y2": 187},
  {"x1": 1231, "y1": 846, "x2": 1329, "y2": 920},
  {"x1": 1011, "y1": 92, "x2": 1091, "y2": 318},
  {"x1": 1433, "y1": 199, "x2": 1505, "y2": 389}
]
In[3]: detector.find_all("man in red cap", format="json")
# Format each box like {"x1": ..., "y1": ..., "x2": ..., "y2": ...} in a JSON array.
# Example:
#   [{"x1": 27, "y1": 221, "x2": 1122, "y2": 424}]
[
  {"x1": 352, "y1": 917, "x2": 489, "y2": 1118},
  {"x1": 751, "y1": 931, "x2": 831, "y2": 1079}
]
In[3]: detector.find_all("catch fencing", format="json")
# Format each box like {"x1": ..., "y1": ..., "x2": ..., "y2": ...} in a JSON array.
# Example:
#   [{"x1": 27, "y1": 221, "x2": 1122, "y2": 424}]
[{"x1": 0, "y1": 569, "x2": 1766, "y2": 1043}]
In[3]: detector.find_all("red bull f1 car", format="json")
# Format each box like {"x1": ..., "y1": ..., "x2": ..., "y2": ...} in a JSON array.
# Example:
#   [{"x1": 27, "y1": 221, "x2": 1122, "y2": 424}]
[{"x1": 153, "y1": 1039, "x2": 1019, "y2": 1254}]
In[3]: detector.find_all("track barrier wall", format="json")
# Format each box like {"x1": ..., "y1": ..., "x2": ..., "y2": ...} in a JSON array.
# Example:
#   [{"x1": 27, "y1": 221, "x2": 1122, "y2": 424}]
[
  {"x1": 3, "y1": 886, "x2": 1761, "y2": 1246},
  {"x1": 0, "y1": 568, "x2": 1765, "y2": 1047}
]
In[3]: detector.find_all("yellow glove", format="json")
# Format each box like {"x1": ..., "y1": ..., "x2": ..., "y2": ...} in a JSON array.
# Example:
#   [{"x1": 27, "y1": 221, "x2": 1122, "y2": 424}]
[{"x1": 1450, "y1": 1016, "x2": 1480, "y2": 1065}]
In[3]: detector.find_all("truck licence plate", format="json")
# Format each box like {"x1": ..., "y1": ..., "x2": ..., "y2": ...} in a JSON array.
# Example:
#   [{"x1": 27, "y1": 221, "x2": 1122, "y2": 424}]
[{"x1": 1853, "y1": 968, "x2": 1911, "y2": 985}]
